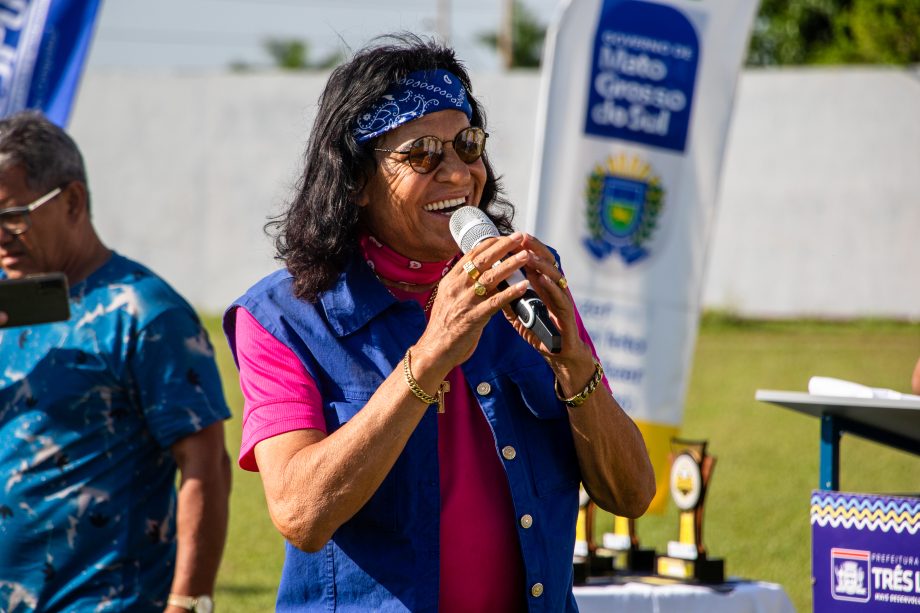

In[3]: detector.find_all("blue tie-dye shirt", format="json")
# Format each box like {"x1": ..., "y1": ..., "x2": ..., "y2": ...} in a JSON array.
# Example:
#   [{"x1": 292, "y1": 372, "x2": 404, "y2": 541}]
[{"x1": 0, "y1": 253, "x2": 230, "y2": 612}]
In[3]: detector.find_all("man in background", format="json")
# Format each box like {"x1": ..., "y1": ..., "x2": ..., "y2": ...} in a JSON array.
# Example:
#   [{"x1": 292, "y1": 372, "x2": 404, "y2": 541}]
[{"x1": 0, "y1": 111, "x2": 231, "y2": 612}]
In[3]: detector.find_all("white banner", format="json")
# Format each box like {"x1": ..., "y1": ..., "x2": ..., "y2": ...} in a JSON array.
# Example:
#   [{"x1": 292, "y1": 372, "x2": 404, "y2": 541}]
[{"x1": 527, "y1": 0, "x2": 758, "y2": 511}]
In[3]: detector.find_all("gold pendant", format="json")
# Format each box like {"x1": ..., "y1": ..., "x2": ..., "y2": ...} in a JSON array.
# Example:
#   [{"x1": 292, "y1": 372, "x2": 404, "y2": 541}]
[{"x1": 436, "y1": 381, "x2": 451, "y2": 414}]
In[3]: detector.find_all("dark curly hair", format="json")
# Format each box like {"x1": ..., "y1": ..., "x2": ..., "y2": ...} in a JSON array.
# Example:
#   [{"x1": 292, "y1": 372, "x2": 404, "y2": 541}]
[{"x1": 268, "y1": 33, "x2": 515, "y2": 302}]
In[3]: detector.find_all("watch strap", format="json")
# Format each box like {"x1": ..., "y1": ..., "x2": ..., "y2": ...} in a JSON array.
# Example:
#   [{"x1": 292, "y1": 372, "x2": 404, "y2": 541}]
[
  {"x1": 168, "y1": 594, "x2": 196, "y2": 610},
  {"x1": 167, "y1": 594, "x2": 212, "y2": 611}
]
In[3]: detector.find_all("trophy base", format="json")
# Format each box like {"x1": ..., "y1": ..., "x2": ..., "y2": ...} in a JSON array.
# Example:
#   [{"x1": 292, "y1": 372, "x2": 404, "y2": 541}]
[
  {"x1": 597, "y1": 547, "x2": 656, "y2": 573},
  {"x1": 656, "y1": 554, "x2": 724, "y2": 584},
  {"x1": 623, "y1": 548, "x2": 657, "y2": 573},
  {"x1": 575, "y1": 551, "x2": 620, "y2": 581},
  {"x1": 573, "y1": 555, "x2": 589, "y2": 585},
  {"x1": 590, "y1": 549, "x2": 615, "y2": 574}
]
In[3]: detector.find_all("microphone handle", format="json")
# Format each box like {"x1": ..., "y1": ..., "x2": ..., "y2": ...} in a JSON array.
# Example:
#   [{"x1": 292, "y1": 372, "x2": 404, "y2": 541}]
[{"x1": 496, "y1": 281, "x2": 563, "y2": 354}]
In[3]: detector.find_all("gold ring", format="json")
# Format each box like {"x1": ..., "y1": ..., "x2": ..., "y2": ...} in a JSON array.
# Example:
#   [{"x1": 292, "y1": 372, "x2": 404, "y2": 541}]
[
  {"x1": 552, "y1": 260, "x2": 560, "y2": 270},
  {"x1": 556, "y1": 276, "x2": 568, "y2": 290},
  {"x1": 463, "y1": 261, "x2": 481, "y2": 281},
  {"x1": 473, "y1": 280, "x2": 487, "y2": 296}
]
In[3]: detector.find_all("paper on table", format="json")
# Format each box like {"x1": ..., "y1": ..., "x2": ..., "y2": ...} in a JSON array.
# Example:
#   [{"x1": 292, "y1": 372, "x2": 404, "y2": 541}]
[{"x1": 808, "y1": 376, "x2": 920, "y2": 401}]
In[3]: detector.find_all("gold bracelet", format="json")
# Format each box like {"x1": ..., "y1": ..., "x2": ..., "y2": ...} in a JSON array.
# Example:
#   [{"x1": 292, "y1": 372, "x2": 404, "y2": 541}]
[
  {"x1": 555, "y1": 359, "x2": 604, "y2": 408},
  {"x1": 403, "y1": 348, "x2": 450, "y2": 414}
]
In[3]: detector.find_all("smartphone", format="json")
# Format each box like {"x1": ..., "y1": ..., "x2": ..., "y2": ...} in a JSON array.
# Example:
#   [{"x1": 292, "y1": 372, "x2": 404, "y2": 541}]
[{"x1": 0, "y1": 272, "x2": 71, "y2": 328}]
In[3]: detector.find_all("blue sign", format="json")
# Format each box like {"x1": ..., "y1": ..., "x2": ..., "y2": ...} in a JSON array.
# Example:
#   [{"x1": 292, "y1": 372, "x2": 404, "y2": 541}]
[
  {"x1": 584, "y1": 0, "x2": 699, "y2": 152},
  {"x1": 0, "y1": 0, "x2": 103, "y2": 127},
  {"x1": 812, "y1": 491, "x2": 920, "y2": 611}
]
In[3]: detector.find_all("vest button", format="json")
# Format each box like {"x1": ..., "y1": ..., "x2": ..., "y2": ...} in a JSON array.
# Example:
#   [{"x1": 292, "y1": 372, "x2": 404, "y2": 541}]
[
  {"x1": 531, "y1": 582, "x2": 544, "y2": 597},
  {"x1": 476, "y1": 382, "x2": 491, "y2": 395},
  {"x1": 520, "y1": 514, "x2": 533, "y2": 529},
  {"x1": 501, "y1": 446, "x2": 517, "y2": 460}
]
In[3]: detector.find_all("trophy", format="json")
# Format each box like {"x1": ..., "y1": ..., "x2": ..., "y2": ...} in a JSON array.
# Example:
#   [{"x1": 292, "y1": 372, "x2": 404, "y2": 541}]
[
  {"x1": 584, "y1": 500, "x2": 615, "y2": 575},
  {"x1": 573, "y1": 490, "x2": 656, "y2": 581},
  {"x1": 573, "y1": 489, "x2": 591, "y2": 584},
  {"x1": 598, "y1": 514, "x2": 656, "y2": 574},
  {"x1": 655, "y1": 438, "x2": 724, "y2": 583}
]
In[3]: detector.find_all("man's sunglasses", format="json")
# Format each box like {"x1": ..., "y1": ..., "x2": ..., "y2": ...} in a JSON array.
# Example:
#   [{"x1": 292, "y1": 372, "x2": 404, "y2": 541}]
[
  {"x1": 0, "y1": 187, "x2": 62, "y2": 236},
  {"x1": 374, "y1": 126, "x2": 488, "y2": 174}
]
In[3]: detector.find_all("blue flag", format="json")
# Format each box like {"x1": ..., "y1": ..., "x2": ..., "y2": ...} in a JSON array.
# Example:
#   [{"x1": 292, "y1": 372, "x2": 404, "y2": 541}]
[{"x1": 0, "y1": 0, "x2": 103, "y2": 127}]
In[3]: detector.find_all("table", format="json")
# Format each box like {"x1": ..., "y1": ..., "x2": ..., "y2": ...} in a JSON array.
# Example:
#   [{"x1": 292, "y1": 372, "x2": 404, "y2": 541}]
[
  {"x1": 755, "y1": 390, "x2": 920, "y2": 490},
  {"x1": 573, "y1": 579, "x2": 795, "y2": 613}
]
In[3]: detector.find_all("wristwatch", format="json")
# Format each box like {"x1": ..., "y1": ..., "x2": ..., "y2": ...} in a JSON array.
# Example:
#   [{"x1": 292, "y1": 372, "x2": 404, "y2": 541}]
[{"x1": 167, "y1": 594, "x2": 214, "y2": 613}]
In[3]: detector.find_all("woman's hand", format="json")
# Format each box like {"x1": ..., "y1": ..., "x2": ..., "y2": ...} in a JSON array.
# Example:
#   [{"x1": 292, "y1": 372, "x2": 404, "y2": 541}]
[
  {"x1": 415, "y1": 231, "x2": 597, "y2": 394},
  {"x1": 500, "y1": 234, "x2": 596, "y2": 376},
  {"x1": 412, "y1": 232, "x2": 532, "y2": 373}
]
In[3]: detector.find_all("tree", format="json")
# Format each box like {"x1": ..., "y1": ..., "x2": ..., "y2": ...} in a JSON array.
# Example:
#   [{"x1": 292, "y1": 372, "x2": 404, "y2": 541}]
[
  {"x1": 746, "y1": 0, "x2": 841, "y2": 66},
  {"x1": 846, "y1": 0, "x2": 920, "y2": 64},
  {"x1": 477, "y1": 0, "x2": 547, "y2": 69},
  {"x1": 262, "y1": 38, "x2": 342, "y2": 71},
  {"x1": 265, "y1": 39, "x2": 309, "y2": 70},
  {"x1": 746, "y1": 0, "x2": 920, "y2": 66}
]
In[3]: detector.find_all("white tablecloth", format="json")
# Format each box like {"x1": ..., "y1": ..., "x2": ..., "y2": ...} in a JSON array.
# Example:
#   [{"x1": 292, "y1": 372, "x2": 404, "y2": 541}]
[{"x1": 573, "y1": 580, "x2": 795, "y2": 613}]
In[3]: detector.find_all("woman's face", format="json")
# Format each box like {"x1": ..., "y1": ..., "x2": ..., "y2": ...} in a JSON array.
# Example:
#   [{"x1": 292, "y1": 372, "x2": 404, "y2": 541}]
[{"x1": 358, "y1": 109, "x2": 487, "y2": 262}]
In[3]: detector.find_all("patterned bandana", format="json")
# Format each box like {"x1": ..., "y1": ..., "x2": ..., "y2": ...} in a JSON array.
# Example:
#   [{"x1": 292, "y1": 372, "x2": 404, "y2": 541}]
[{"x1": 353, "y1": 69, "x2": 472, "y2": 143}]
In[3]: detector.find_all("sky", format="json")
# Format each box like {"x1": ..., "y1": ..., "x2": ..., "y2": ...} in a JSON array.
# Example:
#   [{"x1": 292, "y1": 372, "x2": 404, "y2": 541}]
[{"x1": 85, "y1": 0, "x2": 564, "y2": 72}]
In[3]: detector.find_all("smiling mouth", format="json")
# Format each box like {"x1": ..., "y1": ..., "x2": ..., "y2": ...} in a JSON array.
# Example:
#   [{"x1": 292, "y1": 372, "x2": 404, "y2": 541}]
[{"x1": 424, "y1": 197, "x2": 467, "y2": 215}]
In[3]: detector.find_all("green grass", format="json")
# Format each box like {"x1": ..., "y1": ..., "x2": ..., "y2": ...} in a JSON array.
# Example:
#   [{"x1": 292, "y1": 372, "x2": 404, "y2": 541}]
[
  {"x1": 202, "y1": 314, "x2": 920, "y2": 612},
  {"x1": 204, "y1": 316, "x2": 284, "y2": 610}
]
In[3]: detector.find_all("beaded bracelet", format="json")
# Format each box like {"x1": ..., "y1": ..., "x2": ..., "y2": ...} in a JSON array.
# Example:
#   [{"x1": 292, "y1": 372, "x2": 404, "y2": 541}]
[
  {"x1": 403, "y1": 348, "x2": 450, "y2": 414},
  {"x1": 554, "y1": 358, "x2": 604, "y2": 408}
]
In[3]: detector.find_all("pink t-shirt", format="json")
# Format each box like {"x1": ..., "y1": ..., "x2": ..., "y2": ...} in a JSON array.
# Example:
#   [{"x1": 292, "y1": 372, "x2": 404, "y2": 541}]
[{"x1": 233, "y1": 236, "x2": 605, "y2": 612}]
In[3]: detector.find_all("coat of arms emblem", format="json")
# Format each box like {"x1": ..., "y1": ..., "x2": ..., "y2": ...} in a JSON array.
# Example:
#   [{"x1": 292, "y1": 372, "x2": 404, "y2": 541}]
[{"x1": 584, "y1": 154, "x2": 664, "y2": 265}]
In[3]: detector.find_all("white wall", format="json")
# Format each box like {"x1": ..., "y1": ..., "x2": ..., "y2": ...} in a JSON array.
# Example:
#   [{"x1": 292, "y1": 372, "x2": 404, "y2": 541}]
[
  {"x1": 69, "y1": 67, "x2": 920, "y2": 319},
  {"x1": 705, "y1": 68, "x2": 920, "y2": 319}
]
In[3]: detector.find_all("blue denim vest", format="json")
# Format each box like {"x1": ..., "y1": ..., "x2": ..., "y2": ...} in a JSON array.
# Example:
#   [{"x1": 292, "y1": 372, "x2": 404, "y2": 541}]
[{"x1": 226, "y1": 254, "x2": 581, "y2": 612}]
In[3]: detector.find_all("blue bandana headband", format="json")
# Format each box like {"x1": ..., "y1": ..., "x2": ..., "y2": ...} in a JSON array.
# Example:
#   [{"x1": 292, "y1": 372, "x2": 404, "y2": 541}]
[{"x1": 353, "y1": 69, "x2": 473, "y2": 143}]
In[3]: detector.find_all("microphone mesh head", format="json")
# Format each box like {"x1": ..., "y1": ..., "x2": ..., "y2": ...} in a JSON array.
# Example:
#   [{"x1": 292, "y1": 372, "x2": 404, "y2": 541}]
[{"x1": 449, "y1": 206, "x2": 500, "y2": 254}]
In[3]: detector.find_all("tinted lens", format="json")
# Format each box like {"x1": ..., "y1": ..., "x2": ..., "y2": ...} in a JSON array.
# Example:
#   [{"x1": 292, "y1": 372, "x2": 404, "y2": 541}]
[
  {"x1": 453, "y1": 127, "x2": 487, "y2": 164},
  {"x1": 0, "y1": 209, "x2": 30, "y2": 235},
  {"x1": 407, "y1": 136, "x2": 444, "y2": 174}
]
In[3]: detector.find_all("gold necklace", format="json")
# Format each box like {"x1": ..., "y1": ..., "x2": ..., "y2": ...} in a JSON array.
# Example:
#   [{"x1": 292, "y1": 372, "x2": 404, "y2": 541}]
[
  {"x1": 376, "y1": 274, "x2": 438, "y2": 314},
  {"x1": 424, "y1": 283, "x2": 439, "y2": 314}
]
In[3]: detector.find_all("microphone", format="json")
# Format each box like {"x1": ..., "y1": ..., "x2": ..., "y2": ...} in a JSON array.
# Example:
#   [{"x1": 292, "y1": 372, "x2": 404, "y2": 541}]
[{"x1": 449, "y1": 206, "x2": 562, "y2": 353}]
